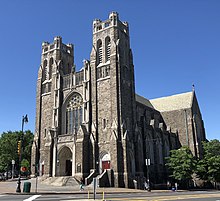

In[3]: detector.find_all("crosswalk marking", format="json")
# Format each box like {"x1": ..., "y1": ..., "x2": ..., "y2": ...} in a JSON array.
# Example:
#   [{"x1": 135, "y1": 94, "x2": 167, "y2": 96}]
[{"x1": 23, "y1": 195, "x2": 41, "y2": 201}]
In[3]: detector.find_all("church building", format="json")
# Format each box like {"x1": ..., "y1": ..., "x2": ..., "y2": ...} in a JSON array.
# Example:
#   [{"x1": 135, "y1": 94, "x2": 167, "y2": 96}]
[{"x1": 31, "y1": 12, "x2": 206, "y2": 188}]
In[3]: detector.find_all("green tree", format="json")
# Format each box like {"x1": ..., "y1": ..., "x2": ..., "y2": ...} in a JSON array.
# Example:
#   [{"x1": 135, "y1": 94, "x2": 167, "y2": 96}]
[
  {"x1": 166, "y1": 146, "x2": 197, "y2": 188},
  {"x1": 0, "y1": 130, "x2": 33, "y2": 172},
  {"x1": 196, "y1": 140, "x2": 220, "y2": 185},
  {"x1": 0, "y1": 131, "x2": 19, "y2": 172},
  {"x1": 22, "y1": 130, "x2": 34, "y2": 165}
]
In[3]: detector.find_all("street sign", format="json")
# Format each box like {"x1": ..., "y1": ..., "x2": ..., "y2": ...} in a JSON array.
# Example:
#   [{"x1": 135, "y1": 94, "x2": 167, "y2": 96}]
[{"x1": 21, "y1": 166, "x2": 27, "y2": 172}]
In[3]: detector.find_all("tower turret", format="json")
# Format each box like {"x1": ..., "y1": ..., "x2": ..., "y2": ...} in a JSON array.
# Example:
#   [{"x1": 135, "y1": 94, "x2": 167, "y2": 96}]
[
  {"x1": 90, "y1": 12, "x2": 136, "y2": 188},
  {"x1": 33, "y1": 36, "x2": 75, "y2": 177}
]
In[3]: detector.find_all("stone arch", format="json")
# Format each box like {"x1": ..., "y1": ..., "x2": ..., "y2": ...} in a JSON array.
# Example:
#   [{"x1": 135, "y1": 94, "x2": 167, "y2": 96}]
[
  {"x1": 61, "y1": 91, "x2": 83, "y2": 135},
  {"x1": 99, "y1": 150, "x2": 111, "y2": 173},
  {"x1": 57, "y1": 146, "x2": 72, "y2": 176}
]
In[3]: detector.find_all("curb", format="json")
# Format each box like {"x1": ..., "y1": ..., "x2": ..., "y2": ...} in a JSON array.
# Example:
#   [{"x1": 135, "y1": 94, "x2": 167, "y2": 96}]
[{"x1": 4, "y1": 190, "x2": 151, "y2": 195}]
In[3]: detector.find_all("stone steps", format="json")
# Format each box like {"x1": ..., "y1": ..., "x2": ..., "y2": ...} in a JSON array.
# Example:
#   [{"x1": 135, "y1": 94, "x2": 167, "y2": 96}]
[{"x1": 41, "y1": 176, "x2": 79, "y2": 186}]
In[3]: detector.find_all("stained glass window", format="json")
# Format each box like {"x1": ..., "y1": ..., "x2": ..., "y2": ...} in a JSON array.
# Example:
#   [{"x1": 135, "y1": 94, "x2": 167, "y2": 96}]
[{"x1": 66, "y1": 93, "x2": 83, "y2": 134}]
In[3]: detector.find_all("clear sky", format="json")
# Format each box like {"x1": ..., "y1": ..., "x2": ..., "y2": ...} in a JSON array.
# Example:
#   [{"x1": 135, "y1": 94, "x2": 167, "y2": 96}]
[{"x1": 0, "y1": 0, "x2": 219, "y2": 140}]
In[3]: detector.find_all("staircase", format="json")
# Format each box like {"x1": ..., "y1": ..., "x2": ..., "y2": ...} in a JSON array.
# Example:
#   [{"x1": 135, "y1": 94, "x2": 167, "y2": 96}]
[{"x1": 41, "y1": 176, "x2": 79, "y2": 186}]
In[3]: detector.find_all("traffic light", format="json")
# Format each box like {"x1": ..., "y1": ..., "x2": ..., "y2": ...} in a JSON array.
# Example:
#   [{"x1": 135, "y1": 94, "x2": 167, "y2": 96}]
[{"x1": 17, "y1": 140, "x2": 21, "y2": 155}]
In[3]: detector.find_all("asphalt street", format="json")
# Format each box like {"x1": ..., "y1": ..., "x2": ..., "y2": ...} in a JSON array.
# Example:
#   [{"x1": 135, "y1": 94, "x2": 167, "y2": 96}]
[
  {"x1": 0, "y1": 191, "x2": 220, "y2": 201},
  {"x1": 0, "y1": 179, "x2": 220, "y2": 201}
]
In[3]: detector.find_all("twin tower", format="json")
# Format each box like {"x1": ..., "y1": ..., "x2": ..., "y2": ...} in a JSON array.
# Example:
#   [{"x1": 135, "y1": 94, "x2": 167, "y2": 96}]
[{"x1": 31, "y1": 12, "x2": 139, "y2": 188}]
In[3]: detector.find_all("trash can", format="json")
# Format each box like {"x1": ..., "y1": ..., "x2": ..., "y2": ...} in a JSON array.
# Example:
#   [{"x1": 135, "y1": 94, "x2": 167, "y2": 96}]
[{"x1": 23, "y1": 181, "x2": 31, "y2": 193}]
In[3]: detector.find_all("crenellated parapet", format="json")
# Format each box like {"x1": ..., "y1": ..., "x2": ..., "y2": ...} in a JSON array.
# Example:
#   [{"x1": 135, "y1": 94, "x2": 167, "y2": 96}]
[
  {"x1": 92, "y1": 11, "x2": 129, "y2": 36},
  {"x1": 41, "y1": 36, "x2": 73, "y2": 56}
]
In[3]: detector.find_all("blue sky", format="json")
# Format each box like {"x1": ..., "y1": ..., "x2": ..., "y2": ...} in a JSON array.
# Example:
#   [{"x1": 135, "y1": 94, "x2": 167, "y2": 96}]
[{"x1": 0, "y1": 0, "x2": 219, "y2": 140}]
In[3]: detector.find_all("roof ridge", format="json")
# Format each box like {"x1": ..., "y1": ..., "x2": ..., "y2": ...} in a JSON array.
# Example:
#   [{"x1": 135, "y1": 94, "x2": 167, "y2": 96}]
[
  {"x1": 150, "y1": 91, "x2": 192, "y2": 101},
  {"x1": 150, "y1": 91, "x2": 193, "y2": 112}
]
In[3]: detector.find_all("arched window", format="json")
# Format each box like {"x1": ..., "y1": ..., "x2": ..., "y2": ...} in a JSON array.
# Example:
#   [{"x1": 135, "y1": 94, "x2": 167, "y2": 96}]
[
  {"x1": 156, "y1": 137, "x2": 163, "y2": 164},
  {"x1": 66, "y1": 93, "x2": 83, "y2": 134},
  {"x1": 97, "y1": 40, "x2": 102, "y2": 65},
  {"x1": 164, "y1": 139, "x2": 170, "y2": 157},
  {"x1": 42, "y1": 59, "x2": 47, "y2": 81},
  {"x1": 145, "y1": 134, "x2": 155, "y2": 164},
  {"x1": 105, "y1": 37, "x2": 111, "y2": 62},
  {"x1": 49, "y1": 57, "x2": 53, "y2": 80}
]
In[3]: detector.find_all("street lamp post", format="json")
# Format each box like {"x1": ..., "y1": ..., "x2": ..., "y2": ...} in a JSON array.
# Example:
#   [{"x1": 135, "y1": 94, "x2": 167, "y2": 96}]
[
  {"x1": 33, "y1": 140, "x2": 39, "y2": 193},
  {"x1": 12, "y1": 160, "x2": 15, "y2": 179},
  {"x1": 16, "y1": 114, "x2": 28, "y2": 193}
]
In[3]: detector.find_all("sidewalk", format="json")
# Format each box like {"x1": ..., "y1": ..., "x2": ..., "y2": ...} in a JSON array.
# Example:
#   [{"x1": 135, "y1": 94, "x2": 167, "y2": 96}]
[{"x1": 0, "y1": 178, "x2": 147, "y2": 195}]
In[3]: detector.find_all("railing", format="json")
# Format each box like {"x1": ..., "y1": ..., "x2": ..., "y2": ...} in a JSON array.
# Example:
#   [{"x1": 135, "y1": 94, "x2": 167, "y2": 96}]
[{"x1": 62, "y1": 72, "x2": 84, "y2": 89}]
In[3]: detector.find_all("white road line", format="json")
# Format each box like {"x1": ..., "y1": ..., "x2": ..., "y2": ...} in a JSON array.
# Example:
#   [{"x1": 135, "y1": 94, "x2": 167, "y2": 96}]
[{"x1": 23, "y1": 195, "x2": 41, "y2": 201}]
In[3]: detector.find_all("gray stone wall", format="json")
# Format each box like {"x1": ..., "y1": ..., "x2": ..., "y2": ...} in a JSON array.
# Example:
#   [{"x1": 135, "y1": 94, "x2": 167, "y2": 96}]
[
  {"x1": 31, "y1": 13, "x2": 206, "y2": 189},
  {"x1": 90, "y1": 12, "x2": 137, "y2": 187},
  {"x1": 135, "y1": 101, "x2": 179, "y2": 184},
  {"x1": 159, "y1": 96, "x2": 205, "y2": 158}
]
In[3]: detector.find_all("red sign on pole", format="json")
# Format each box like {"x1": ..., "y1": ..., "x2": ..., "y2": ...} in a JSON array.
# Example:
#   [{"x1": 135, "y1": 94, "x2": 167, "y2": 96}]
[{"x1": 21, "y1": 166, "x2": 27, "y2": 172}]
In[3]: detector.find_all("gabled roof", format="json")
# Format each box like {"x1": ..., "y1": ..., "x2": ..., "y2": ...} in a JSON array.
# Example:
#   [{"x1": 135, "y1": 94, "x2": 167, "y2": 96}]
[
  {"x1": 135, "y1": 94, "x2": 154, "y2": 109},
  {"x1": 150, "y1": 91, "x2": 194, "y2": 112}
]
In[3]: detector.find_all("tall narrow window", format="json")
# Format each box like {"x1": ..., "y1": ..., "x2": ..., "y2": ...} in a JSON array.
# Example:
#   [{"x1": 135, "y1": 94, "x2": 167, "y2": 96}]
[
  {"x1": 97, "y1": 40, "x2": 102, "y2": 65},
  {"x1": 49, "y1": 57, "x2": 53, "y2": 80},
  {"x1": 103, "y1": 119, "x2": 107, "y2": 129},
  {"x1": 43, "y1": 60, "x2": 48, "y2": 81},
  {"x1": 105, "y1": 37, "x2": 111, "y2": 62},
  {"x1": 66, "y1": 93, "x2": 83, "y2": 134},
  {"x1": 44, "y1": 129, "x2": 47, "y2": 138},
  {"x1": 156, "y1": 138, "x2": 163, "y2": 164}
]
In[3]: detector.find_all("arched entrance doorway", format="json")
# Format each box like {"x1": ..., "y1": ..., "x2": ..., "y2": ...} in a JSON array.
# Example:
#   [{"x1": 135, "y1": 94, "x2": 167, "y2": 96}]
[
  {"x1": 100, "y1": 151, "x2": 111, "y2": 172},
  {"x1": 58, "y1": 146, "x2": 72, "y2": 176}
]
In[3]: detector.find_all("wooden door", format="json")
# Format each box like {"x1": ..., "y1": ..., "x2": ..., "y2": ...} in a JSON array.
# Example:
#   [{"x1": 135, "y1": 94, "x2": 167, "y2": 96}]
[{"x1": 102, "y1": 160, "x2": 110, "y2": 170}]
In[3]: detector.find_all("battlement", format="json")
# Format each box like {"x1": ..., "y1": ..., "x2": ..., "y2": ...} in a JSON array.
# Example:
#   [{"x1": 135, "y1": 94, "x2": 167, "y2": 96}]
[
  {"x1": 41, "y1": 36, "x2": 73, "y2": 55},
  {"x1": 93, "y1": 11, "x2": 129, "y2": 34}
]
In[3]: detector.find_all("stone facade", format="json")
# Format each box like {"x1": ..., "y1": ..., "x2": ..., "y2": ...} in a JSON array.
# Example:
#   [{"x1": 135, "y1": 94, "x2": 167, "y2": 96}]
[
  {"x1": 31, "y1": 12, "x2": 206, "y2": 188},
  {"x1": 150, "y1": 91, "x2": 206, "y2": 159}
]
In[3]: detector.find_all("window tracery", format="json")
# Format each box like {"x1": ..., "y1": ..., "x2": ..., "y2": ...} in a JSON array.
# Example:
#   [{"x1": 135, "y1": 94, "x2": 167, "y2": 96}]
[{"x1": 66, "y1": 93, "x2": 83, "y2": 134}]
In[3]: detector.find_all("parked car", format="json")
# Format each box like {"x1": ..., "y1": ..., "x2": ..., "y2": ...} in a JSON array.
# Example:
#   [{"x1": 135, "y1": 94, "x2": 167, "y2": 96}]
[
  {"x1": 4, "y1": 171, "x2": 13, "y2": 180},
  {"x1": 0, "y1": 170, "x2": 18, "y2": 180}
]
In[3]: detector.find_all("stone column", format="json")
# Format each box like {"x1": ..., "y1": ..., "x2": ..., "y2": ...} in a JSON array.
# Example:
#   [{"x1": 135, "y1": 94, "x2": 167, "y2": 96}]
[
  {"x1": 52, "y1": 132, "x2": 58, "y2": 177},
  {"x1": 72, "y1": 136, "x2": 76, "y2": 176}
]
